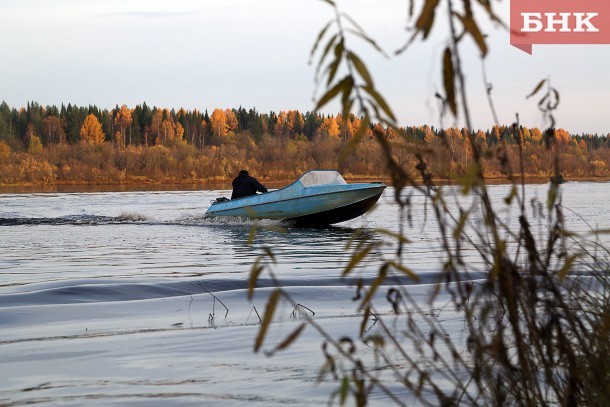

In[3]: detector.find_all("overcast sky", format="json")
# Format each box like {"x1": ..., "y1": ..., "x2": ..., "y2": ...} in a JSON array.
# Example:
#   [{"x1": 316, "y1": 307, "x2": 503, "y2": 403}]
[{"x1": 1, "y1": 0, "x2": 609, "y2": 134}]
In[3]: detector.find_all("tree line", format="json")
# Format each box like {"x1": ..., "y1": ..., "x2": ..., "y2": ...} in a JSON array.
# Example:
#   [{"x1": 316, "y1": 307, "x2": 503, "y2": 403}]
[{"x1": 0, "y1": 100, "x2": 609, "y2": 185}]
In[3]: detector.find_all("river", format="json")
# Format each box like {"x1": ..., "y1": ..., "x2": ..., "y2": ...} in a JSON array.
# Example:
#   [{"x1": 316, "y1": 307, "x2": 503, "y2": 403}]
[{"x1": 0, "y1": 181, "x2": 608, "y2": 405}]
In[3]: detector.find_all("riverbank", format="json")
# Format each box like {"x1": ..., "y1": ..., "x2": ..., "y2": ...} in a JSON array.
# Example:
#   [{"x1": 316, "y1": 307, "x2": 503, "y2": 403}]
[{"x1": 1, "y1": 175, "x2": 609, "y2": 194}]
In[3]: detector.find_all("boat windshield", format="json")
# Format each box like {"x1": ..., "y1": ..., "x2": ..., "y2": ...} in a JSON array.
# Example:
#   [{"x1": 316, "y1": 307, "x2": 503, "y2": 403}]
[{"x1": 298, "y1": 171, "x2": 347, "y2": 187}]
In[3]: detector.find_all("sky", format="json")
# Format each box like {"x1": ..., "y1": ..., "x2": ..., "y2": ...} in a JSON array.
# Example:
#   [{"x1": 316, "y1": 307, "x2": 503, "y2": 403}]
[{"x1": 1, "y1": 0, "x2": 609, "y2": 134}]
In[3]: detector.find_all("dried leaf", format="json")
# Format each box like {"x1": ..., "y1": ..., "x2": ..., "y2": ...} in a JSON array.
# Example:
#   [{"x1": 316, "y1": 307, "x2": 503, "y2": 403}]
[
  {"x1": 309, "y1": 19, "x2": 334, "y2": 64},
  {"x1": 247, "y1": 225, "x2": 257, "y2": 246},
  {"x1": 248, "y1": 259, "x2": 263, "y2": 300},
  {"x1": 326, "y1": 58, "x2": 341, "y2": 87},
  {"x1": 316, "y1": 76, "x2": 352, "y2": 111},
  {"x1": 457, "y1": 13, "x2": 488, "y2": 57},
  {"x1": 443, "y1": 47, "x2": 457, "y2": 115},
  {"x1": 389, "y1": 261, "x2": 420, "y2": 282},
  {"x1": 504, "y1": 184, "x2": 518, "y2": 205},
  {"x1": 359, "y1": 306, "x2": 371, "y2": 336},
  {"x1": 316, "y1": 34, "x2": 338, "y2": 77},
  {"x1": 415, "y1": 0, "x2": 441, "y2": 39},
  {"x1": 341, "y1": 76, "x2": 355, "y2": 106},
  {"x1": 526, "y1": 79, "x2": 546, "y2": 99},
  {"x1": 453, "y1": 210, "x2": 470, "y2": 240},
  {"x1": 254, "y1": 289, "x2": 281, "y2": 352},
  {"x1": 262, "y1": 246, "x2": 277, "y2": 264},
  {"x1": 374, "y1": 228, "x2": 411, "y2": 245},
  {"x1": 547, "y1": 183, "x2": 557, "y2": 210},
  {"x1": 340, "y1": 376, "x2": 350, "y2": 404},
  {"x1": 274, "y1": 322, "x2": 306, "y2": 351},
  {"x1": 361, "y1": 264, "x2": 388, "y2": 306},
  {"x1": 347, "y1": 51, "x2": 373, "y2": 86},
  {"x1": 332, "y1": 40, "x2": 347, "y2": 85},
  {"x1": 342, "y1": 243, "x2": 374, "y2": 277},
  {"x1": 558, "y1": 255, "x2": 578, "y2": 280},
  {"x1": 362, "y1": 85, "x2": 396, "y2": 122},
  {"x1": 343, "y1": 24, "x2": 386, "y2": 56}
]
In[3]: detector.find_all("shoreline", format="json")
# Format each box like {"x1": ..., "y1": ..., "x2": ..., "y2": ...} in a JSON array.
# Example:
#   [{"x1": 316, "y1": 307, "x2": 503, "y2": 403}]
[{"x1": 1, "y1": 175, "x2": 608, "y2": 194}]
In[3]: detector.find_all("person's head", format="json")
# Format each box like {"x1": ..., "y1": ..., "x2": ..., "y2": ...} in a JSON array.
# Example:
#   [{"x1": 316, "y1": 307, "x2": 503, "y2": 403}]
[{"x1": 238, "y1": 169, "x2": 249, "y2": 176}]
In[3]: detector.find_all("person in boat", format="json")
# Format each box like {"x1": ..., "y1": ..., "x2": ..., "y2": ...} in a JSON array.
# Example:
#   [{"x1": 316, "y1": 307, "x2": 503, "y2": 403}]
[{"x1": 231, "y1": 169, "x2": 268, "y2": 199}]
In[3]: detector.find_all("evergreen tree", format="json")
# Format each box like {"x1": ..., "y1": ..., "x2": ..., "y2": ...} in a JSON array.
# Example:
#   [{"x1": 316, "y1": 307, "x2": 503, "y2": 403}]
[
  {"x1": 63, "y1": 104, "x2": 82, "y2": 143},
  {"x1": 26, "y1": 101, "x2": 44, "y2": 136},
  {"x1": 267, "y1": 111, "x2": 277, "y2": 137},
  {"x1": 15, "y1": 107, "x2": 28, "y2": 145},
  {"x1": 45, "y1": 105, "x2": 60, "y2": 117},
  {"x1": 248, "y1": 108, "x2": 264, "y2": 142},
  {"x1": 0, "y1": 101, "x2": 11, "y2": 143},
  {"x1": 303, "y1": 111, "x2": 322, "y2": 140}
]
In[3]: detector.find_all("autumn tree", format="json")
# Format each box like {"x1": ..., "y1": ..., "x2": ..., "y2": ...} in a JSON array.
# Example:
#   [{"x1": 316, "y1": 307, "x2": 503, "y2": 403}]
[
  {"x1": 336, "y1": 114, "x2": 356, "y2": 141},
  {"x1": 555, "y1": 128, "x2": 571, "y2": 145},
  {"x1": 28, "y1": 135, "x2": 43, "y2": 153},
  {"x1": 286, "y1": 110, "x2": 305, "y2": 136},
  {"x1": 225, "y1": 109, "x2": 238, "y2": 133},
  {"x1": 210, "y1": 108, "x2": 228, "y2": 138},
  {"x1": 275, "y1": 111, "x2": 290, "y2": 139},
  {"x1": 161, "y1": 117, "x2": 184, "y2": 144},
  {"x1": 148, "y1": 108, "x2": 183, "y2": 146},
  {"x1": 114, "y1": 105, "x2": 132, "y2": 147},
  {"x1": 530, "y1": 127, "x2": 543, "y2": 143},
  {"x1": 151, "y1": 108, "x2": 163, "y2": 143},
  {"x1": 199, "y1": 119, "x2": 207, "y2": 149},
  {"x1": 319, "y1": 116, "x2": 340, "y2": 138},
  {"x1": 42, "y1": 116, "x2": 66, "y2": 144},
  {"x1": 160, "y1": 117, "x2": 174, "y2": 143},
  {"x1": 24, "y1": 122, "x2": 38, "y2": 147},
  {"x1": 272, "y1": 110, "x2": 304, "y2": 140},
  {"x1": 80, "y1": 114, "x2": 105, "y2": 144},
  {"x1": 476, "y1": 129, "x2": 487, "y2": 145}
]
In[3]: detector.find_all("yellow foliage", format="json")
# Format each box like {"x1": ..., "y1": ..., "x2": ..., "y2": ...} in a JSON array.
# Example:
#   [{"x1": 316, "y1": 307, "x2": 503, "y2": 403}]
[
  {"x1": 114, "y1": 105, "x2": 132, "y2": 147},
  {"x1": 320, "y1": 117, "x2": 341, "y2": 138},
  {"x1": 210, "y1": 108, "x2": 228, "y2": 137},
  {"x1": 0, "y1": 140, "x2": 12, "y2": 159},
  {"x1": 555, "y1": 128, "x2": 571, "y2": 145},
  {"x1": 530, "y1": 128, "x2": 543, "y2": 143},
  {"x1": 17, "y1": 157, "x2": 56, "y2": 183},
  {"x1": 590, "y1": 160, "x2": 607, "y2": 176},
  {"x1": 115, "y1": 132, "x2": 123, "y2": 146},
  {"x1": 80, "y1": 114, "x2": 106, "y2": 144},
  {"x1": 28, "y1": 135, "x2": 43, "y2": 153},
  {"x1": 225, "y1": 109, "x2": 238, "y2": 132}
]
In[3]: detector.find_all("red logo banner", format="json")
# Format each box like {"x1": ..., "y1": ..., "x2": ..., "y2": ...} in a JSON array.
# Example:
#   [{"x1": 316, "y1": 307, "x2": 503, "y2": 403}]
[{"x1": 510, "y1": 0, "x2": 610, "y2": 54}]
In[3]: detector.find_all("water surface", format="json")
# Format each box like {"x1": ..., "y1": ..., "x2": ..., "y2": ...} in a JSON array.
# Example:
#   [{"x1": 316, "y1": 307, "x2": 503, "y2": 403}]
[{"x1": 1, "y1": 182, "x2": 608, "y2": 405}]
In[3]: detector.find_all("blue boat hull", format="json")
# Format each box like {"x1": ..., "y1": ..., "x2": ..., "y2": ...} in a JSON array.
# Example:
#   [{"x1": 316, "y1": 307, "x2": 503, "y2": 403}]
[
  {"x1": 205, "y1": 171, "x2": 386, "y2": 225},
  {"x1": 286, "y1": 191, "x2": 383, "y2": 226}
]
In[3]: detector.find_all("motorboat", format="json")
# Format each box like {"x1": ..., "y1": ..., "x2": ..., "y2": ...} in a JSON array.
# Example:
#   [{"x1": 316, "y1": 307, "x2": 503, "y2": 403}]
[{"x1": 205, "y1": 170, "x2": 386, "y2": 225}]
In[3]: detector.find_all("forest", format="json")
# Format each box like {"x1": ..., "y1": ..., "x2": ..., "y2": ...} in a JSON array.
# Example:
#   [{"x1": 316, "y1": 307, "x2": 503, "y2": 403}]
[{"x1": 0, "y1": 100, "x2": 609, "y2": 185}]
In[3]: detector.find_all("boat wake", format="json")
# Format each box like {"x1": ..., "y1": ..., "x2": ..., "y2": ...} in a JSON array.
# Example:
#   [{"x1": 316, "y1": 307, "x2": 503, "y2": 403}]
[
  {"x1": 0, "y1": 273, "x2": 487, "y2": 308},
  {"x1": 0, "y1": 213, "x2": 149, "y2": 226},
  {"x1": 175, "y1": 214, "x2": 286, "y2": 227},
  {"x1": 0, "y1": 213, "x2": 292, "y2": 228}
]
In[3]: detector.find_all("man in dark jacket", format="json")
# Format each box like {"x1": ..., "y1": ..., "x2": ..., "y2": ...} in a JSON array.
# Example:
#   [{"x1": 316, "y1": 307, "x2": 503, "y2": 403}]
[{"x1": 231, "y1": 170, "x2": 268, "y2": 199}]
